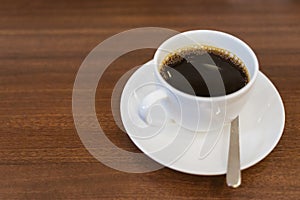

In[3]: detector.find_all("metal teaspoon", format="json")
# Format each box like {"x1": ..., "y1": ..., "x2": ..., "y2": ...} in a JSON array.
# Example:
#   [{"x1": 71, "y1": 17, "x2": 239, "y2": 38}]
[{"x1": 226, "y1": 116, "x2": 241, "y2": 188}]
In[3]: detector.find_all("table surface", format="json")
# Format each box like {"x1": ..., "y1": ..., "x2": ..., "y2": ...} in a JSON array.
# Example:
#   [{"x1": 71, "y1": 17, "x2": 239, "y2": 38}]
[{"x1": 0, "y1": 0, "x2": 299, "y2": 199}]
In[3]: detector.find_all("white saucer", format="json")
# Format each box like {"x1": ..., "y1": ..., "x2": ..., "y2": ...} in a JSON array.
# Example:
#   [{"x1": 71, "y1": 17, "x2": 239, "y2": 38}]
[{"x1": 120, "y1": 60, "x2": 285, "y2": 175}]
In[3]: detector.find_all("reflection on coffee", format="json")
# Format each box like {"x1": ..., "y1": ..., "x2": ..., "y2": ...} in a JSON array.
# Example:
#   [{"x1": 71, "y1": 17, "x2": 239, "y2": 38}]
[{"x1": 160, "y1": 46, "x2": 250, "y2": 97}]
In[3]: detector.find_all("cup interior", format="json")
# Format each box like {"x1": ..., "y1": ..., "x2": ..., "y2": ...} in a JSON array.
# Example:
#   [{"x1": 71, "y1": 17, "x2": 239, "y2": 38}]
[{"x1": 154, "y1": 30, "x2": 259, "y2": 87}]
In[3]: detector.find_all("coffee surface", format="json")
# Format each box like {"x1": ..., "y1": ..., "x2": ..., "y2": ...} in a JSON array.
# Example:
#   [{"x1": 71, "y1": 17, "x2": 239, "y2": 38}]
[{"x1": 160, "y1": 46, "x2": 249, "y2": 97}]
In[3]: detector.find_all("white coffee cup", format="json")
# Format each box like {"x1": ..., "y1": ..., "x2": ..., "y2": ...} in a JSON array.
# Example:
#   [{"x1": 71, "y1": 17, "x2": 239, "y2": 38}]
[{"x1": 138, "y1": 30, "x2": 259, "y2": 132}]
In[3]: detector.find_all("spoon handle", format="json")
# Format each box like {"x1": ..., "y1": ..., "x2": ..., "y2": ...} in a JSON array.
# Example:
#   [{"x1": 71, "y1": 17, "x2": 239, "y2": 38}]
[{"x1": 226, "y1": 116, "x2": 241, "y2": 188}]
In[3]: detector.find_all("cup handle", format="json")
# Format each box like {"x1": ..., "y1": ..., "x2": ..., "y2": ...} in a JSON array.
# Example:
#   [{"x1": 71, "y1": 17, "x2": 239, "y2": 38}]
[{"x1": 138, "y1": 89, "x2": 168, "y2": 124}]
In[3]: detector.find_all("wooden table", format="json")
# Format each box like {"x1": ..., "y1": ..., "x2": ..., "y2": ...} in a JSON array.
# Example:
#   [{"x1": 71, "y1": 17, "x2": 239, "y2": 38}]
[{"x1": 0, "y1": 0, "x2": 299, "y2": 199}]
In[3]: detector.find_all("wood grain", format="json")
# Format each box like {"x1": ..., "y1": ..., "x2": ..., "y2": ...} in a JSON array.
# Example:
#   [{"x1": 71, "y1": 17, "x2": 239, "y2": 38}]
[{"x1": 0, "y1": 0, "x2": 299, "y2": 199}]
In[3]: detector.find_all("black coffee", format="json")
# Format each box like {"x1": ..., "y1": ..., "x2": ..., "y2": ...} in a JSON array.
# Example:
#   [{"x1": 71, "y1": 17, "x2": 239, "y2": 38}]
[{"x1": 160, "y1": 46, "x2": 249, "y2": 97}]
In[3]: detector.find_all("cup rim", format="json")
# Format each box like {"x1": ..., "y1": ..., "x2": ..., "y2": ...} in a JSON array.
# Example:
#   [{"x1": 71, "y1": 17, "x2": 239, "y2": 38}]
[{"x1": 153, "y1": 30, "x2": 259, "y2": 101}]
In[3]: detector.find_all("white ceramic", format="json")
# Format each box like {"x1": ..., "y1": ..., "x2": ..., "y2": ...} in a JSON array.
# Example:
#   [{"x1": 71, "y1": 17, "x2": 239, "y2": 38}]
[
  {"x1": 120, "y1": 60, "x2": 285, "y2": 175},
  {"x1": 138, "y1": 30, "x2": 259, "y2": 132}
]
